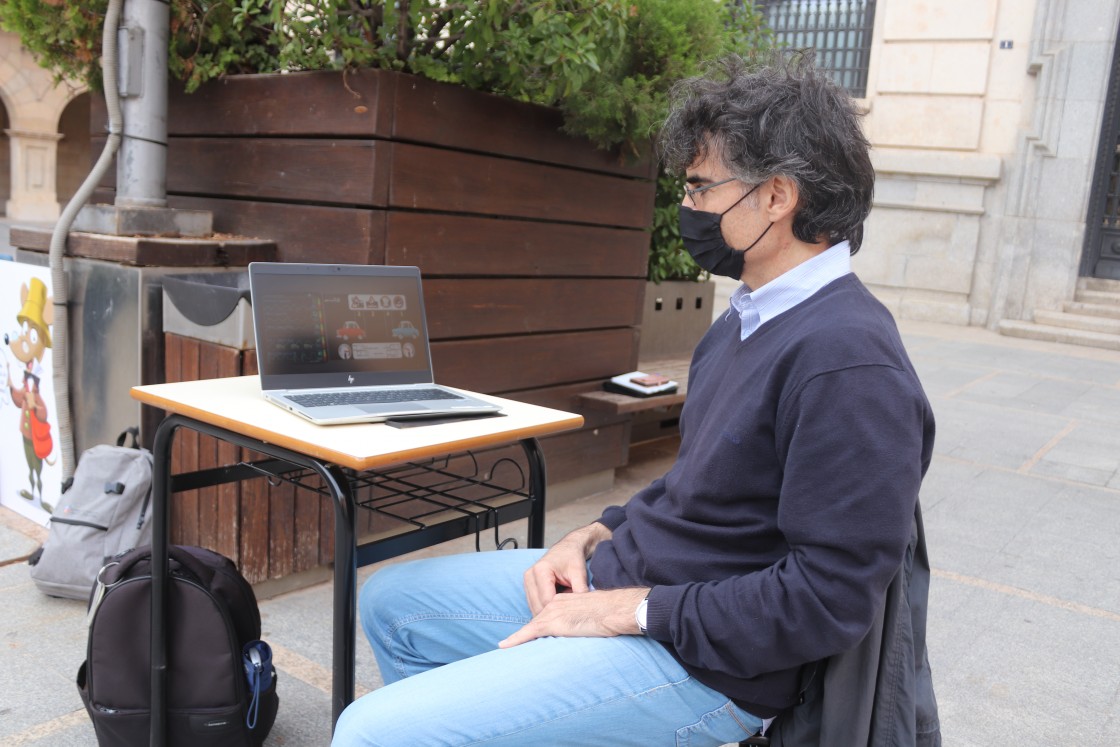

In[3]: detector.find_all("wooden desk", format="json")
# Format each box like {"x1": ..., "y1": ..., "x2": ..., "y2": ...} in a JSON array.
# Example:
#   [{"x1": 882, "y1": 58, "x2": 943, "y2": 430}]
[{"x1": 132, "y1": 376, "x2": 583, "y2": 744}]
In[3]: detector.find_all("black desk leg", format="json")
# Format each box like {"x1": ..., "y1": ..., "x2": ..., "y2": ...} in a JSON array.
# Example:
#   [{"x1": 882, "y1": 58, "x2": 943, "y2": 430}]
[
  {"x1": 150, "y1": 414, "x2": 184, "y2": 747},
  {"x1": 322, "y1": 465, "x2": 358, "y2": 731},
  {"x1": 521, "y1": 438, "x2": 547, "y2": 549}
]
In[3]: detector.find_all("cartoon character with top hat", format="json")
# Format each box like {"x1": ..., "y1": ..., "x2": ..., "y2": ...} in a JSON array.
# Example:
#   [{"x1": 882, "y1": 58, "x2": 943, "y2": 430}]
[{"x1": 4, "y1": 277, "x2": 56, "y2": 511}]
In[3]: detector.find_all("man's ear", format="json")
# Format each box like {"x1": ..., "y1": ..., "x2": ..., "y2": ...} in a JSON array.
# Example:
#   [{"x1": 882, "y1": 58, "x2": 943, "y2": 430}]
[{"x1": 764, "y1": 175, "x2": 800, "y2": 223}]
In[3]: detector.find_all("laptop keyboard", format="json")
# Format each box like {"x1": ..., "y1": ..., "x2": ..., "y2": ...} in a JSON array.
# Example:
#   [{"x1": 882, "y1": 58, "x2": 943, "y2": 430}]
[{"x1": 288, "y1": 388, "x2": 464, "y2": 407}]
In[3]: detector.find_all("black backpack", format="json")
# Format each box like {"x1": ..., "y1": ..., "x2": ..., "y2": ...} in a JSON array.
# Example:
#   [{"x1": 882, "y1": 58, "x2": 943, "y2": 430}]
[{"x1": 76, "y1": 545, "x2": 279, "y2": 746}]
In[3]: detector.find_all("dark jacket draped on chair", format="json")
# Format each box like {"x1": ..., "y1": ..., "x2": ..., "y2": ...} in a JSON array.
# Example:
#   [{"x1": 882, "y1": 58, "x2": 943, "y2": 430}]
[{"x1": 769, "y1": 504, "x2": 941, "y2": 747}]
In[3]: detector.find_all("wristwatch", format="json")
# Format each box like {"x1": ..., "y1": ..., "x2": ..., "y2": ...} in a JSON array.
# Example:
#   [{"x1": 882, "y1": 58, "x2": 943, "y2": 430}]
[{"x1": 635, "y1": 595, "x2": 649, "y2": 635}]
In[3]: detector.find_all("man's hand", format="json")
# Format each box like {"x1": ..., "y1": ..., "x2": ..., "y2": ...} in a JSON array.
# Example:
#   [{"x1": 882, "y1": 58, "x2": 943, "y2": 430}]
[
  {"x1": 499, "y1": 587, "x2": 649, "y2": 648},
  {"x1": 522, "y1": 522, "x2": 612, "y2": 615}
]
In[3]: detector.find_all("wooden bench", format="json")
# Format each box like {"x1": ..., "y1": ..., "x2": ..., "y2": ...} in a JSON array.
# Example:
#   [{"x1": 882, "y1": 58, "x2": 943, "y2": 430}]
[{"x1": 577, "y1": 357, "x2": 692, "y2": 415}]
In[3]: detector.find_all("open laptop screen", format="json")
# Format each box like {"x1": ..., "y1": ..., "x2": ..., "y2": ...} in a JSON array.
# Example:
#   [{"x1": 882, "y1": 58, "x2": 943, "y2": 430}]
[{"x1": 250, "y1": 263, "x2": 435, "y2": 390}]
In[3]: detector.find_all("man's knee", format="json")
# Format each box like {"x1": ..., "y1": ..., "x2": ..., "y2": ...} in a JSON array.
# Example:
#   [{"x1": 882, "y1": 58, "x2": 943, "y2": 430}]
[
  {"x1": 333, "y1": 696, "x2": 384, "y2": 747},
  {"x1": 359, "y1": 562, "x2": 419, "y2": 622}
]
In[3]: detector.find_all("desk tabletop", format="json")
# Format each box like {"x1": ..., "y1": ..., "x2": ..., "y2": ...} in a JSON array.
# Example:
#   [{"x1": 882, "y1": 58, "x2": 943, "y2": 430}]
[{"x1": 132, "y1": 376, "x2": 584, "y2": 472}]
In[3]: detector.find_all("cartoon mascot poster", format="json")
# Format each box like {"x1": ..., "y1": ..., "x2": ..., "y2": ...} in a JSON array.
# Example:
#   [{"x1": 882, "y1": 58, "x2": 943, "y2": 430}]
[{"x1": 1, "y1": 263, "x2": 61, "y2": 525}]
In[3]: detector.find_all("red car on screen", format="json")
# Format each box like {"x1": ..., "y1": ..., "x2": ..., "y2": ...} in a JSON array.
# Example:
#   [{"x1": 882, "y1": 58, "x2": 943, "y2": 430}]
[{"x1": 336, "y1": 321, "x2": 365, "y2": 341}]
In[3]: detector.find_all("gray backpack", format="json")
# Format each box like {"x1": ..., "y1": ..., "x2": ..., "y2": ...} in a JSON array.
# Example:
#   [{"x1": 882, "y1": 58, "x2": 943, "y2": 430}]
[{"x1": 28, "y1": 428, "x2": 154, "y2": 599}]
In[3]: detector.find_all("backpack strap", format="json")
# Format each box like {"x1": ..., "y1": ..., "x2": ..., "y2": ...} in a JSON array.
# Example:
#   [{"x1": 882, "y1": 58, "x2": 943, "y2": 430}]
[
  {"x1": 167, "y1": 546, "x2": 219, "y2": 587},
  {"x1": 101, "y1": 545, "x2": 218, "y2": 588},
  {"x1": 116, "y1": 427, "x2": 141, "y2": 449}
]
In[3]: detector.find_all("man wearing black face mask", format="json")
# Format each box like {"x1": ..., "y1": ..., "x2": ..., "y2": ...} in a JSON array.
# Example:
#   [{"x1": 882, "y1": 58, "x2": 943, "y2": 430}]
[
  {"x1": 678, "y1": 178, "x2": 770, "y2": 279},
  {"x1": 334, "y1": 54, "x2": 940, "y2": 747}
]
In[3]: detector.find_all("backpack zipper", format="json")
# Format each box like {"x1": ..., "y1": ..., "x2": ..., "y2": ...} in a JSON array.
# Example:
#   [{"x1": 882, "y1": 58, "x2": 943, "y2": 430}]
[
  {"x1": 49, "y1": 517, "x2": 109, "y2": 531},
  {"x1": 136, "y1": 491, "x2": 152, "y2": 530}
]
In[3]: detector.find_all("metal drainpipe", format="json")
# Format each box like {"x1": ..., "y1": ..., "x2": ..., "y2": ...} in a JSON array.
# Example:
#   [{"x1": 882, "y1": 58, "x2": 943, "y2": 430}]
[
  {"x1": 48, "y1": 0, "x2": 126, "y2": 480},
  {"x1": 116, "y1": 0, "x2": 169, "y2": 208}
]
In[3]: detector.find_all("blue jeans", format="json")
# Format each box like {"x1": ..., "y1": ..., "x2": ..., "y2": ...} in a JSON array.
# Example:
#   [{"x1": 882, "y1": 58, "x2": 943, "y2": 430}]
[{"x1": 332, "y1": 549, "x2": 764, "y2": 746}]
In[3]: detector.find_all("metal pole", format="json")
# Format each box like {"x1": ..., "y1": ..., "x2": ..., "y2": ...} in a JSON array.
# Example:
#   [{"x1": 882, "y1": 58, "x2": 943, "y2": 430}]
[
  {"x1": 116, "y1": 0, "x2": 169, "y2": 208},
  {"x1": 149, "y1": 413, "x2": 179, "y2": 747},
  {"x1": 326, "y1": 465, "x2": 357, "y2": 730},
  {"x1": 521, "y1": 439, "x2": 547, "y2": 548}
]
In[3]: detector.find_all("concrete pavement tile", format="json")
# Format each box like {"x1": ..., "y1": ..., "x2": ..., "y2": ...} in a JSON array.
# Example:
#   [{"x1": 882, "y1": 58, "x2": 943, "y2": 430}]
[
  {"x1": 1099, "y1": 686, "x2": 1120, "y2": 747},
  {"x1": 0, "y1": 521, "x2": 40, "y2": 565},
  {"x1": 973, "y1": 483, "x2": 1120, "y2": 613},
  {"x1": 897, "y1": 332, "x2": 947, "y2": 354},
  {"x1": 1047, "y1": 482, "x2": 1120, "y2": 551},
  {"x1": 0, "y1": 666, "x2": 84, "y2": 742},
  {"x1": 0, "y1": 557, "x2": 35, "y2": 591},
  {"x1": 1029, "y1": 421, "x2": 1120, "y2": 486},
  {"x1": 1029, "y1": 459, "x2": 1115, "y2": 487},
  {"x1": 927, "y1": 472, "x2": 1120, "y2": 613},
  {"x1": 909, "y1": 340, "x2": 1120, "y2": 386},
  {"x1": 0, "y1": 568, "x2": 88, "y2": 740},
  {"x1": 0, "y1": 566, "x2": 91, "y2": 746},
  {"x1": 917, "y1": 457, "x2": 987, "y2": 512},
  {"x1": 955, "y1": 370, "x2": 1039, "y2": 400},
  {"x1": 1061, "y1": 384, "x2": 1120, "y2": 426},
  {"x1": 922, "y1": 463, "x2": 1065, "y2": 564},
  {"x1": 928, "y1": 398, "x2": 1069, "y2": 471},
  {"x1": 0, "y1": 565, "x2": 87, "y2": 634},
  {"x1": 265, "y1": 669, "x2": 334, "y2": 746},
  {"x1": 927, "y1": 578, "x2": 1120, "y2": 746},
  {"x1": 907, "y1": 359, "x2": 990, "y2": 398},
  {"x1": 0, "y1": 710, "x2": 96, "y2": 747},
  {"x1": 954, "y1": 372, "x2": 1094, "y2": 415}
]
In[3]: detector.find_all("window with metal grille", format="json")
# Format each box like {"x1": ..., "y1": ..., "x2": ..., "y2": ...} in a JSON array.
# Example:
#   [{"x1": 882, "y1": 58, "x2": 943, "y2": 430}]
[{"x1": 753, "y1": 0, "x2": 877, "y2": 98}]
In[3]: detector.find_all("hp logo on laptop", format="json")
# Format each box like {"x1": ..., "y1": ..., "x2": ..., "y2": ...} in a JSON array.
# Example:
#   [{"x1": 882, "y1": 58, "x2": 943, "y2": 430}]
[{"x1": 348, "y1": 375, "x2": 355, "y2": 385}]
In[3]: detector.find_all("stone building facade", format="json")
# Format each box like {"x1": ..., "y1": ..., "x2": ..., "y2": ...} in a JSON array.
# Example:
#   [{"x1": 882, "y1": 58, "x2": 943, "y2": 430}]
[
  {"x1": 0, "y1": 31, "x2": 88, "y2": 223},
  {"x1": 857, "y1": 0, "x2": 1120, "y2": 330},
  {"x1": 718, "y1": 0, "x2": 1120, "y2": 343}
]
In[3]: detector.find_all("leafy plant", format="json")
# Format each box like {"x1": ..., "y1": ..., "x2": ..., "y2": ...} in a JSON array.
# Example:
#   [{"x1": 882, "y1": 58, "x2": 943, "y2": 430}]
[
  {"x1": 0, "y1": 0, "x2": 772, "y2": 281},
  {"x1": 0, "y1": 1, "x2": 105, "y2": 88},
  {"x1": 564, "y1": 0, "x2": 768, "y2": 152},
  {"x1": 575, "y1": 0, "x2": 771, "y2": 282}
]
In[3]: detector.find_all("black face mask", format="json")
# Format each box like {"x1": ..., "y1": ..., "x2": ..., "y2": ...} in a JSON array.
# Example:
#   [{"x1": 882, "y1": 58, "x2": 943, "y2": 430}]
[{"x1": 678, "y1": 182, "x2": 773, "y2": 280}]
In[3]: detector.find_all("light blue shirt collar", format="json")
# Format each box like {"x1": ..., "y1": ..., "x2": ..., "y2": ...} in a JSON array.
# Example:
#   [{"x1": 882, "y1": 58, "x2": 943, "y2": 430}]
[{"x1": 728, "y1": 241, "x2": 852, "y2": 341}]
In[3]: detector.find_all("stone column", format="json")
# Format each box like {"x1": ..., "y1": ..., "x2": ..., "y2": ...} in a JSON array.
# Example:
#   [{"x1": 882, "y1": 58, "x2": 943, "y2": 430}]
[{"x1": 5, "y1": 127, "x2": 62, "y2": 221}]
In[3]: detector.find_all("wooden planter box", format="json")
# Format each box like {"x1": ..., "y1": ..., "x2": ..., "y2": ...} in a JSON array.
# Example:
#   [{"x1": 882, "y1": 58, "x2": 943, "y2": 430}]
[{"x1": 92, "y1": 70, "x2": 657, "y2": 584}]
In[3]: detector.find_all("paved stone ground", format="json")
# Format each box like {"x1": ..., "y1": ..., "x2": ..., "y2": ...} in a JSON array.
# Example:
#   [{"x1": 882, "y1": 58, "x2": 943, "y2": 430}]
[{"x1": 1, "y1": 314, "x2": 1119, "y2": 745}]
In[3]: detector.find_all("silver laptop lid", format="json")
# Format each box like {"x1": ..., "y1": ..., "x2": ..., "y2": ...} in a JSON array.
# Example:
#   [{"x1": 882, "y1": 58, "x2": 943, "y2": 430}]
[{"x1": 249, "y1": 263, "x2": 435, "y2": 392}]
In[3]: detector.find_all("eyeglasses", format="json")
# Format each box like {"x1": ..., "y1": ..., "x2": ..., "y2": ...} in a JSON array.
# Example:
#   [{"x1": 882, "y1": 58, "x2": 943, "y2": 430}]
[{"x1": 683, "y1": 177, "x2": 739, "y2": 206}]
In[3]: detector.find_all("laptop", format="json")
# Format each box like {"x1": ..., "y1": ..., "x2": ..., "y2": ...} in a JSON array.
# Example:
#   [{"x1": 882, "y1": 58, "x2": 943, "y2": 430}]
[{"x1": 248, "y1": 262, "x2": 503, "y2": 425}]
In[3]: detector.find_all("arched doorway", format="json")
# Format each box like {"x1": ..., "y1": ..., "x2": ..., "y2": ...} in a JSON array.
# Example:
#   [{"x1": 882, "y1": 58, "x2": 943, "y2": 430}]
[
  {"x1": 0, "y1": 98, "x2": 10, "y2": 216},
  {"x1": 55, "y1": 91, "x2": 90, "y2": 208}
]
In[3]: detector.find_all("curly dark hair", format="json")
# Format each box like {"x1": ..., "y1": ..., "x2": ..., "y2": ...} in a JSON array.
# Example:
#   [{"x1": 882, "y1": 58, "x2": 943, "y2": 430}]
[{"x1": 659, "y1": 52, "x2": 874, "y2": 253}]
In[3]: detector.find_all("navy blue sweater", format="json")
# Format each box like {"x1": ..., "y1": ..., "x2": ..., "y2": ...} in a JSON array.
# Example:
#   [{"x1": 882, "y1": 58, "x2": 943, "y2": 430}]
[{"x1": 589, "y1": 274, "x2": 935, "y2": 717}]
